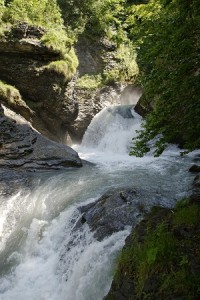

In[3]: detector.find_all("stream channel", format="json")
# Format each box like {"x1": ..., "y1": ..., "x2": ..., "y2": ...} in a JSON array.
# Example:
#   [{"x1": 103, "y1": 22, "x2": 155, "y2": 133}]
[{"x1": 0, "y1": 105, "x2": 195, "y2": 300}]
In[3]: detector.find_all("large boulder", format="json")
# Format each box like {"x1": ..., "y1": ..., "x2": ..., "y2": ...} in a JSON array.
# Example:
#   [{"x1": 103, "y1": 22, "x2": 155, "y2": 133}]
[
  {"x1": 0, "y1": 104, "x2": 82, "y2": 170},
  {"x1": 77, "y1": 187, "x2": 146, "y2": 241}
]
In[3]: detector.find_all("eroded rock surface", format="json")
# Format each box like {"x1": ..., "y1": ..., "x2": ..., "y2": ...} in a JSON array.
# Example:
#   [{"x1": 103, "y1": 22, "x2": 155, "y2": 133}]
[
  {"x1": 0, "y1": 104, "x2": 82, "y2": 170},
  {"x1": 0, "y1": 23, "x2": 78, "y2": 142},
  {"x1": 78, "y1": 187, "x2": 146, "y2": 241}
]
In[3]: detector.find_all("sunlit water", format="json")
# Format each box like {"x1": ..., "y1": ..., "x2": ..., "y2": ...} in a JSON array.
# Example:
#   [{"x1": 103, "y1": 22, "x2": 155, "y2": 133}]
[{"x1": 0, "y1": 106, "x2": 196, "y2": 300}]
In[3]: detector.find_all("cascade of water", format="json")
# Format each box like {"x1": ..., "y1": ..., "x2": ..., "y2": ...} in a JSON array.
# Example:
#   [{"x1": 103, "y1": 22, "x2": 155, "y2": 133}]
[
  {"x1": 81, "y1": 105, "x2": 141, "y2": 154},
  {"x1": 0, "y1": 105, "x2": 195, "y2": 300}
]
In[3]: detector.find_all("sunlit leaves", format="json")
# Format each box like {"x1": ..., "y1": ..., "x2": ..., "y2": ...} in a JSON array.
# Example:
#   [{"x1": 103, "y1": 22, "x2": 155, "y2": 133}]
[{"x1": 3, "y1": 0, "x2": 63, "y2": 28}]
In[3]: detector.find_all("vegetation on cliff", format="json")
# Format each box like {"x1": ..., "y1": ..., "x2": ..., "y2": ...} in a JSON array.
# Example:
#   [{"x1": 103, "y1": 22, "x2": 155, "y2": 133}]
[
  {"x1": 106, "y1": 196, "x2": 200, "y2": 299},
  {"x1": 58, "y1": 0, "x2": 200, "y2": 154},
  {"x1": 0, "y1": 0, "x2": 77, "y2": 77},
  {"x1": 0, "y1": 0, "x2": 199, "y2": 152},
  {"x1": 128, "y1": 0, "x2": 200, "y2": 156}
]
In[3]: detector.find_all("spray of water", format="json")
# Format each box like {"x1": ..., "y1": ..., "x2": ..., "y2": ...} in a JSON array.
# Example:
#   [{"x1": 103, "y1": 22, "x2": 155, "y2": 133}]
[{"x1": 0, "y1": 105, "x2": 195, "y2": 300}]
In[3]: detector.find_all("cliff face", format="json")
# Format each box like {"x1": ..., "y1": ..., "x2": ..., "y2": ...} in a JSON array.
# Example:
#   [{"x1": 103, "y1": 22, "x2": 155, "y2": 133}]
[
  {"x1": 0, "y1": 24, "x2": 129, "y2": 144},
  {"x1": 0, "y1": 23, "x2": 79, "y2": 143},
  {"x1": 67, "y1": 36, "x2": 124, "y2": 143}
]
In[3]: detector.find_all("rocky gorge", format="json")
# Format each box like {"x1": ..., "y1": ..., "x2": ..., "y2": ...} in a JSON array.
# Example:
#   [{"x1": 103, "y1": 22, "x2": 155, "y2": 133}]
[
  {"x1": 0, "y1": 1, "x2": 200, "y2": 299},
  {"x1": 0, "y1": 23, "x2": 128, "y2": 145}
]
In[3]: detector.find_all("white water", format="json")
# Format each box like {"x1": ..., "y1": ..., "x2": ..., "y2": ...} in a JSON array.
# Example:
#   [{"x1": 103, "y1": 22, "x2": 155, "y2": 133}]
[{"x1": 0, "y1": 105, "x2": 196, "y2": 300}]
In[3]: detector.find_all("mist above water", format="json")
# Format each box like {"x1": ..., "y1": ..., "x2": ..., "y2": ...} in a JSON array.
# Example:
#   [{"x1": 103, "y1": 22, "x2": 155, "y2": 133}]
[{"x1": 120, "y1": 85, "x2": 143, "y2": 105}]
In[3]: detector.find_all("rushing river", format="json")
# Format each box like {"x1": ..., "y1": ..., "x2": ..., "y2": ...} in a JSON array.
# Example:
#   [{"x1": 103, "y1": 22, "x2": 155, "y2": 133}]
[{"x1": 0, "y1": 106, "x2": 195, "y2": 300}]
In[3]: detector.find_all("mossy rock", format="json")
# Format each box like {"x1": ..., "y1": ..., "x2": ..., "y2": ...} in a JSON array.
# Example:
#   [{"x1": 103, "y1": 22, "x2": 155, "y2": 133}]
[{"x1": 105, "y1": 198, "x2": 200, "y2": 300}]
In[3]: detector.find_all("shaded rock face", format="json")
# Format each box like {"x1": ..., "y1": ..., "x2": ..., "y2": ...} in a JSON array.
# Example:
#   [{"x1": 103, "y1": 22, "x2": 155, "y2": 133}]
[
  {"x1": 68, "y1": 84, "x2": 123, "y2": 143},
  {"x1": 0, "y1": 168, "x2": 33, "y2": 196},
  {"x1": 75, "y1": 36, "x2": 106, "y2": 76},
  {"x1": 0, "y1": 104, "x2": 82, "y2": 170},
  {"x1": 77, "y1": 187, "x2": 145, "y2": 241},
  {"x1": 134, "y1": 94, "x2": 153, "y2": 117},
  {"x1": 66, "y1": 36, "x2": 124, "y2": 143},
  {"x1": 0, "y1": 25, "x2": 140, "y2": 144},
  {"x1": 70, "y1": 37, "x2": 143, "y2": 143},
  {"x1": 190, "y1": 174, "x2": 200, "y2": 204},
  {"x1": 0, "y1": 24, "x2": 78, "y2": 143}
]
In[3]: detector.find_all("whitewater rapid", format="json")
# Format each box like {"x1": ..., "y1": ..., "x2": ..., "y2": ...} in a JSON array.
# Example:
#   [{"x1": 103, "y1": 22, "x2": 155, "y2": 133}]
[{"x1": 0, "y1": 105, "x2": 195, "y2": 300}]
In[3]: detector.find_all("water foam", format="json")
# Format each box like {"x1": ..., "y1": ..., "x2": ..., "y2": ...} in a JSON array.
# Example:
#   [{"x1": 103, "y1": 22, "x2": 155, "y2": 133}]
[{"x1": 0, "y1": 105, "x2": 196, "y2": 300}]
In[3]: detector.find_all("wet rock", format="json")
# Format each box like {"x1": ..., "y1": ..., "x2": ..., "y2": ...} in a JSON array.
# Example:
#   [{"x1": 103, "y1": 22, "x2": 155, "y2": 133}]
[
  {"x1": 189, "y1": 164, "x2": 200, "y2": 173},
  {"x1": 190, "y1": 174, "x2": 200, "y2": 204},
  {"x1": 105, "y1": 176, "x2": 200, "y2": 300},
  {"x1": 0, "y1": 168, "x2": 32, "y2": 196},
  {"x1": 78, "y1": 187, "x2": 145, "y2": 241},
  {"x1": 134, "y1": 94, "x2": 152, "y2": 117},
  {"x1": 0, "y1": 104, "x2": 82, "y2": 170}
]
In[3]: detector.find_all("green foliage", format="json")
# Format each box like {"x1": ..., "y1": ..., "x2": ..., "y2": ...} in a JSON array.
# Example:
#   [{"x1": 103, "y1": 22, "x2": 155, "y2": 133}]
[
  {"x1": 175, "y1": 197, "x2": 190, "y2": 209},
  {"x1": 0, "y1": 0, "x2": 78, "y2": 78},
  {"x1": 41, "y1": 29, "x2": 73, "y2": 58},
  {"x1": 2, "y1": 0, "x2": 63, "y2": 28},
  {"x1": 57, "y1": 0, "x2": 94, "y2": 37},
  {"x1": 0, "y1": 80, "x2": 20, "y2": 100},
  {"x1": 116, "y1": 202, "x2": 200, "y2": 299},
  {"x1": 76, "y1": 74, "x2": 103, "y2": 90},
  {"x1": 0, "y1": 80, "x2": 26, "y2": 108},
  {"x1": 0, "y1": 0, "x2": 5, "y2": 22},
  {"x1": 129, "y1": 0, "x2": 200, "y2": 156},
  {"x1": 103, "y1": 43, "x2": 138, "y2": 84},
  {"x1": 38, "y1": 52, "x2": 78, "y2": 80},
  {"x1": 0, "y1": 1, "x2": 6, "y2": 36},
  {"x1": 173, "y1": 203, "x2": 200, "y2": 226},
  {"x1": 58, "y1": 0, "x2": 127, "y2": 42}
]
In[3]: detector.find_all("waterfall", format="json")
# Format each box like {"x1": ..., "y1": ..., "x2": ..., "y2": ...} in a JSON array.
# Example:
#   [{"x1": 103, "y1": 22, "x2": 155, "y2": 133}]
[
  {"x1": 0, "y1": 105, "x2": 195, "y2": 300},
  {"x1": 82, "y1": 105, "x2": 141, "y2": 154}
]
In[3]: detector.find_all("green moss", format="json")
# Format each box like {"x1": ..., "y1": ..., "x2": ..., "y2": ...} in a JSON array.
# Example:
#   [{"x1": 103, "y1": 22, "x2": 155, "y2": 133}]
[
  {"x1": 175, "y1": 197, "x2": 190, "y2": 209},
  {"x1": 1, "y1": 0, "x2": 78, "y2": 68},
  {"x1": 76, "y1": 74, "x2": 103, "y2": 90},
  {"x1": 135, "y1": 223, "x2": 176, "y2": 297},
  {"x1": 0, "y1": 0, "x2": 5, "y2": 24},
  {"x1": 160, "y1": 268, "x2": 200, "y2": 300},
  {"x1": 2, "y1": 0, "x2": 63, "y2": 29},
  {"x1": 40, "y1": 29, "x2": 73, "y2": 58},
  {"x1": 173, "y1": 204, "x2": 200, "y2": 226},
  {"x1": 114, "y1": 201, "x2": 200, "y2": 299},
  {"x1": 0, "y1": 80, "x2": 21, "y2": 104},
  {"x1": 38, "y1": 49, "x2": 78, "y2": 81},
  {"x1": 103, "y1": 43, "x2": 139, "y2": 84}
]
